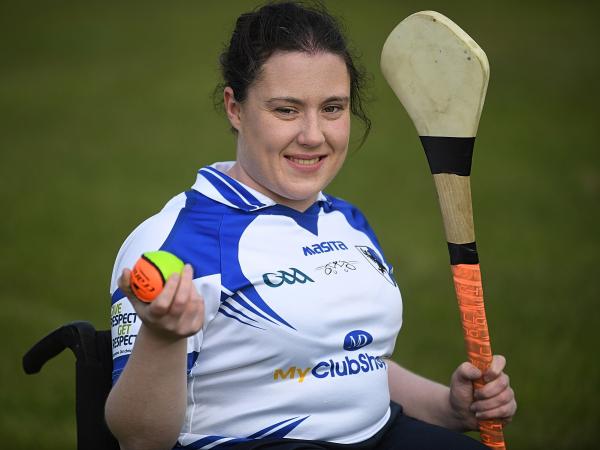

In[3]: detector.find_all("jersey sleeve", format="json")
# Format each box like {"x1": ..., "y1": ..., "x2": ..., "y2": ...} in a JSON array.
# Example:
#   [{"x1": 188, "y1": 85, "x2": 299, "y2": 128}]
[{"x1": 109, "y1": 194, "x2": 223, "y2": 384}]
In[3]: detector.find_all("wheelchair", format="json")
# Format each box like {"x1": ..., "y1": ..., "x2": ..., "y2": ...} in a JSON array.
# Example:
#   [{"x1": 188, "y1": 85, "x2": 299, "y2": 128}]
[{"x1": 22, "y1": 321, "x2": 119, "y2": 450}]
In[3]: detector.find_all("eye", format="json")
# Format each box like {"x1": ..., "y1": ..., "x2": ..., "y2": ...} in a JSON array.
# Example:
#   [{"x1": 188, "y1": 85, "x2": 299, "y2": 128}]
[
  {"x1": 323, "y1": 105, "x2": 344, "y2": 114},
  {"x1": 275, "y1": 107, "x2": 298, "y2": 116}
]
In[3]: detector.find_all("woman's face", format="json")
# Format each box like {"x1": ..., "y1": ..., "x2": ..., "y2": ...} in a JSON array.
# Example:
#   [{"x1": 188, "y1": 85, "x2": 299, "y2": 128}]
[{"x1": 225, "y1": 51, "x2": 351, "y2": 212}]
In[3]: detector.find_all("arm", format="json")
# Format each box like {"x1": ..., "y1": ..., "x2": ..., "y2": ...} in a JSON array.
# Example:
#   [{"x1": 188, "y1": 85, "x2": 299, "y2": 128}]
[
  {"x1": 387, "y1": 355, "x2": 516, "y2": 432},
  {"x1": 105, "y1": 265, "x2": 205, "y2": 450}
]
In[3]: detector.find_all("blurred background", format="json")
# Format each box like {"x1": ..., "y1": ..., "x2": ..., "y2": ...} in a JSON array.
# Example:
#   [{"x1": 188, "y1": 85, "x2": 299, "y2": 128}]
[{"x1": 1, "y1": 0, "x2": 598, "y2": 448}]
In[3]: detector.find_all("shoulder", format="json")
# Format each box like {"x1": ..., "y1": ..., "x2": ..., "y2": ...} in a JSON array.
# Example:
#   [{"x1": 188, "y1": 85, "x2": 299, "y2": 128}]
[
  {"x1": 323, "y1": 194, "x2": 372, "y2": 231},
  {"x1": 110, "y1": 190, "x2": 228, "y2": 293}
]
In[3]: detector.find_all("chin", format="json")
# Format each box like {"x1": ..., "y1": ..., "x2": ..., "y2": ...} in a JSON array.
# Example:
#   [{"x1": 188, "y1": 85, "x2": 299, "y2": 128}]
[{"x1": 284, "y1": 186, "x2": 322, "y2": 201}]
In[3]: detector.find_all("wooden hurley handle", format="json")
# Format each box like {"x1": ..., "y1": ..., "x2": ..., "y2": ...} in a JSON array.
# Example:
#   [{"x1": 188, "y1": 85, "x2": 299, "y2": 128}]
[{"x1": 433, "y1": 173, "x2": 474, "y2": 244}]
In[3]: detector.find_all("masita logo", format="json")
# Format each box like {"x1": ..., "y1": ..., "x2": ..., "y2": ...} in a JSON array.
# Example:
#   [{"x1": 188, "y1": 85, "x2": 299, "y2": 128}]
[
  {"x1": 343, "y1": 330, "x2": 373, "y2": 351},
  {"x1": 303, "y1": 241, "x2": 348, "y2": 256}
]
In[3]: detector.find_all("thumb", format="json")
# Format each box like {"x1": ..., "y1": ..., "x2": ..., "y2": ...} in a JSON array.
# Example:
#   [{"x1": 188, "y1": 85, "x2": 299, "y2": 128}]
[{"x1": 453, "y1": 361, "x2": 482, "y2": 384}]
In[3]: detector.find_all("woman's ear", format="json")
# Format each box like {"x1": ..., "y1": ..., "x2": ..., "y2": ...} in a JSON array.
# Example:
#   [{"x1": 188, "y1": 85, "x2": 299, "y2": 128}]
[{"x1": 224, "y1": 87, "x2": 241, "y2": 131}]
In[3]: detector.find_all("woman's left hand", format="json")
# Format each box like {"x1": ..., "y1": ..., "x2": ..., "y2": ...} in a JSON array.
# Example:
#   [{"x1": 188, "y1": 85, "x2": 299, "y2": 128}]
[{"x1": 449, "y1": 354, "x2": 517, "y2": 431}]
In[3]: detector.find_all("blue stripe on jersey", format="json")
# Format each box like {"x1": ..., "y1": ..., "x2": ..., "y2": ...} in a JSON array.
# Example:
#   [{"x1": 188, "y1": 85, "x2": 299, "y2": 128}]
[
  {"x1": 111, "y1": 288, "x2": 125, "y2": 305},
  {"x1": 179, "y1": 416, "x2": 310, "y2": 449},
  {"x1": 218, "y1": 307, "x2": 265, "y2": 330},
  {"x1": 247, "y1": 416, "x2": 302, "y2": 438},
  {"x1": 221, "y1": 290, "x2": 278, "y2": 326},
  {"x1": 160, "y1": 191, "x2": 222, "y2": 279},
  {"x1": 112, "y1": 354, "x2": 128, "y2": 384},
  {"x1": 221, "y1": 300, "x2": 259, "y2": 324},
  {"x1": 265, "y1": 416, "x2": 309, "y2": 439},
  {"x1": 199, "y1": 168, "x2": 261, "y2": 211},
  {"x1": 178, "y1": 434, "x2": 229, "y2": 449},
  {"x1": 187, "y1": 351, "x2": 199, "y2": 374},
  {"x1": 202, "y1": 166, "x2": 266, "y2": 208}
]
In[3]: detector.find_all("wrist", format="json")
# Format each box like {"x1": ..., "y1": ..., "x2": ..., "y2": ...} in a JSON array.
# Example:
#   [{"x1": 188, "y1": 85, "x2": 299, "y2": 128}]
[
  {"x1": 135, "y1": 324, "x2": 189, "y2": 356},
  {"x1": 139, "y1": 322, "x2": 189, "y2": 344},
  {"x1": 447, "y1": 388, "x2": 478, "y2": 432}
]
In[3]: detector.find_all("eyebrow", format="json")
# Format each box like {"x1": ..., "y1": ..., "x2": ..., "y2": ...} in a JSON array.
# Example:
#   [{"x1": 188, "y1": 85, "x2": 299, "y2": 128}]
[{"x1": 265, "y1": 96, "x2": 350, "y2": 106}]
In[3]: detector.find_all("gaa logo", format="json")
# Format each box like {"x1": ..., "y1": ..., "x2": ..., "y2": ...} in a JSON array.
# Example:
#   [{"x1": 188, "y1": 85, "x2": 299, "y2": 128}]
[
  {"x1": 343, "y1": 330, "x2": 373, "y2": 351},
  {"x1": 263, "y1": 268, "x2": 314, "y2": 288}
]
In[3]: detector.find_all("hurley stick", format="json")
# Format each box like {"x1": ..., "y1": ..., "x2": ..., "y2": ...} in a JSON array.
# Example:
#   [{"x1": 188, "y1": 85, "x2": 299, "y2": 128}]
[{"x1": 381, "y1": 11, "x2": 505, "y2": 449}]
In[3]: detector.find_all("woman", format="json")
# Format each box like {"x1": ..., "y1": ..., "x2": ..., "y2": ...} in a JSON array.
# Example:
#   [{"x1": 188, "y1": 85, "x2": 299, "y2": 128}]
[{"x1": 105, "y1": 2, "x2": 516, "y2": 450}]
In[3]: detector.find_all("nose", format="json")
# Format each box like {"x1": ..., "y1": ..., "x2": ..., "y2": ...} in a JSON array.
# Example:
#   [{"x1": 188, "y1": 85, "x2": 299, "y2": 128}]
[{"x1": 297, "y1": 112, "x2": 325, "y2": 148}]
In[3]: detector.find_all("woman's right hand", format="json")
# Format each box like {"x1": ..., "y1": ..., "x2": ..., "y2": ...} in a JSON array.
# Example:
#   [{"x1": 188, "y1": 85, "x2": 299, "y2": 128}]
[{"x1": 118, "y1": 264, "x2": 205, "y2": 341}]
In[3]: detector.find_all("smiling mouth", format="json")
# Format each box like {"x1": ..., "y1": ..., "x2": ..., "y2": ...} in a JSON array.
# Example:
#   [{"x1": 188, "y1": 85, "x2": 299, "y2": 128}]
[{"x1": 286, "y1": 156, "x2": 325, "y2": 165}]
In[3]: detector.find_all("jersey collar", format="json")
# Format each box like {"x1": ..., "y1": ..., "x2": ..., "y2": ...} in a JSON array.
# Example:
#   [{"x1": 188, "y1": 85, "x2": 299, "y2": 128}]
[{"x1": 192, "y1": 161, "x2": 330, "y2": 212}]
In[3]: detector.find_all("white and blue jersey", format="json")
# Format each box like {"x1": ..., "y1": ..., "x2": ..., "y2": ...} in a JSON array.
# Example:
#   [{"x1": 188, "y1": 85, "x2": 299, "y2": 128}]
[{"x1": 110, "y1": 161, "x2": 403, "y2": 448}]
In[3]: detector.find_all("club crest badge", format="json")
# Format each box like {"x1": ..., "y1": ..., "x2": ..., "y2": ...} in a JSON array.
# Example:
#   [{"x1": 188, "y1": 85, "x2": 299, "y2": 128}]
[{"x1": 355, "y1": 246, "x2": 397, "y2": 286}]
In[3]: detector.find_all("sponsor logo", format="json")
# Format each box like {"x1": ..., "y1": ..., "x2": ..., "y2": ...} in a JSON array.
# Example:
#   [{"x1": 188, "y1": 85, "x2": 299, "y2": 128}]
[
  {"x1": 263, "y1": 268, "x2": 314, "y2": 288},
  {"x1": 303, "y1": 241, "x2": 348, "y2": 256},
  {"x1": 273, "y1": 353, "x2": 386, "y2": 383},
  {"x1": 112, "y1": 333, "x2": 137, "y2": 348},
  {"x1": 273, "y1": 367, "x2": 312, "y2": 383},
  {"x1": 312, "y1": 354, "x2": 386, "y2": 378},
  {"x1": 316, "y1": 260, "x2": 357, "y2": 275},
  {"x1": 355, "y1": 245, "x2": 397, "y2": 286},
  {"x1": 111, "y1": 302, "x2": 138, "y2": 349},
  {"x1": 343, "y1": 330, "x2": 373, "y2": 351},
  {"x1": 274, "y1": 331, "x2": 379, "y2": 383}
]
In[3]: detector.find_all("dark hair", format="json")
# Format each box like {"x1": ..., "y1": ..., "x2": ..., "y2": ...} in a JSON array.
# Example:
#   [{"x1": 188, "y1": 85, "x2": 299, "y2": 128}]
[{"x1": 216, "y1": 1, "x2": 371, "y2": 147}]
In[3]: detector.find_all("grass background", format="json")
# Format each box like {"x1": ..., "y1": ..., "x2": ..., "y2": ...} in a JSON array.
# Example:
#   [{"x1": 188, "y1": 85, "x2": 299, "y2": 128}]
[{"x1": 1, "y1": 0, "x2": 598, "y2": 448}]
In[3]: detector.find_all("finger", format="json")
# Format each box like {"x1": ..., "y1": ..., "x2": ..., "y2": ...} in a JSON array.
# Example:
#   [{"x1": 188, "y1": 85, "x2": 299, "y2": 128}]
[
  {"x1": 118, "y1": 269, "x2": 135, "y2": 298},
  {"x1": 182, "y1": 290, "x2": 205, "y2": 336},
  {"x1": 190, "y1": 297, "x2": 205, "y2": 332},
  {"x1": 118, "y1": 269, "x2": 145, "y2": 311},
  {"x1": 475, "y1": 373, "x2": 510, "y2": 400},
  {"x1": 170, "y1": 264, "x2": 194, "y2": 317},
  {"x1": 472, "y1": 385, "x2": 514, "y2": 411},
  {"x1": 149, "y1": 272, "x2": 180, "y2": 316},
  {"x1": 454, "y1": 361, "x2": 482, "y2": 383},
  {"x1": 473, "y1": 394, "x2": 517, "y2": 421},
  {"x1": 483, "y1": 354, "x2": 506, "y2": 383}
]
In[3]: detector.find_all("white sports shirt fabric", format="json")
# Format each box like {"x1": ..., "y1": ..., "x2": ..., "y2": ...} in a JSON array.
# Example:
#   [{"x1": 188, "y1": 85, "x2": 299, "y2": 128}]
[{"x1": 110, "y1": 161, "x2": 403, "y2": 448}]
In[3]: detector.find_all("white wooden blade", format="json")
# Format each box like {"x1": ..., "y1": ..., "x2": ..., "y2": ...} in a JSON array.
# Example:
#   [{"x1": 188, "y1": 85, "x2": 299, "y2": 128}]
[{"x1": 381, "y1": 11, "x2": 489, "y2": 138}]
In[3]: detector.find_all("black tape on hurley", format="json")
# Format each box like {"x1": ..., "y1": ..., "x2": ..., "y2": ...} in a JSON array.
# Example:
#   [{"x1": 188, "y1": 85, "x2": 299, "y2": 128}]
[
  {"x1": 447, "y1": 242, "x2": 479, "y2": 265},
  {"x1": 420, "y1": 136, "x2": 475, "y2": 176}
]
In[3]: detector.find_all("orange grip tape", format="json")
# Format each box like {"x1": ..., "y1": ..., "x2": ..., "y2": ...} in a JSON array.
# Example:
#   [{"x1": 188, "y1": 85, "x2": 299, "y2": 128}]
[{"x1": 452, "y1": 264, "x2": 506, "y2": 450}]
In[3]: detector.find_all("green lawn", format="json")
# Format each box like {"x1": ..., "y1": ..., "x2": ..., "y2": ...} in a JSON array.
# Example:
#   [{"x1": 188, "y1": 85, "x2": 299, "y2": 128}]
[{"x1": 1, "y1": 1, "x2": 598, "y2": 448}]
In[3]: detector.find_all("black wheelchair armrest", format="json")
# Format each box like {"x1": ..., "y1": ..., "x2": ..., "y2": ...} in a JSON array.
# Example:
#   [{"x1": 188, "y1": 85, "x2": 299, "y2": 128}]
[{"x1": 23, "y1": 321, "x2": 101, "y2": 374}]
